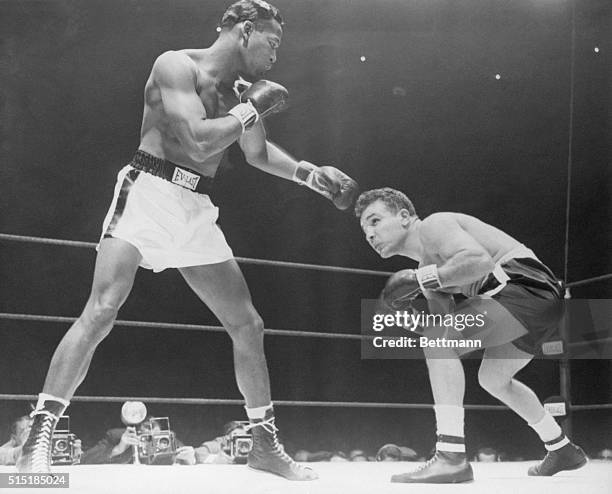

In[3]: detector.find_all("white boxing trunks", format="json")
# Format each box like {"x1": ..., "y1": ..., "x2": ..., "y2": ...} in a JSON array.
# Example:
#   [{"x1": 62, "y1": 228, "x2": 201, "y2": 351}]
[{"x1": 99, "y1": 155, "x2": 233, "y2": 272}]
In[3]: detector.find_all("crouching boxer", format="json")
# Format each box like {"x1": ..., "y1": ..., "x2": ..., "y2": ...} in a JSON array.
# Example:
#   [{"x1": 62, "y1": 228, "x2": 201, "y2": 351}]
[
  {"x1": 356, "y1": 188, "x2": 586, "y2": 483},
  {"x1": 17, "y1": 0, "x2": 357, "y2": 480}
]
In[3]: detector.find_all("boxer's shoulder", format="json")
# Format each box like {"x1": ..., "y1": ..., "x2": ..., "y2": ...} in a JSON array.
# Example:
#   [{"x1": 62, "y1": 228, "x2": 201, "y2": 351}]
[
  {"x1": 419, "y1": 213, "x2": 460, "y2": 245},
  {"x1": 421, "y1": 212, "x2": 461, "y2": 231},
  {"x1": 152, "y1": 50, "x2": 212, "y2": 88}
]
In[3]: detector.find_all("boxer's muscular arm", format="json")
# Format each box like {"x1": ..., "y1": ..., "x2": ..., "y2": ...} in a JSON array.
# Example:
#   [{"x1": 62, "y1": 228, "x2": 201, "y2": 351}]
[
  {"x1": 238, "y1": 99, "x2": 358, "y2": 211},
  {"x1": 153, "y1": 51, "x2": 243, "y2": 162},
  {"x1": 420, "y1": 213, "x2": 495, "y2": 288},
  {"x1": 239, "y1": 124, "x2": 299, "y2": 181}
]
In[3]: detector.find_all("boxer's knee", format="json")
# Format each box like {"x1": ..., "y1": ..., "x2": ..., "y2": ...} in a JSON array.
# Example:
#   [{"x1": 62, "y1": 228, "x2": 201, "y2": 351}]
[
  {"x1": 225, "y1": 310, "x2": 265, "y2": 347},
  {"x1": 80, "y1": 293, "x2": 122, "y2": 340},
  {"x1": 478, "y1": 365, "x2": 511, "y2": 395}
]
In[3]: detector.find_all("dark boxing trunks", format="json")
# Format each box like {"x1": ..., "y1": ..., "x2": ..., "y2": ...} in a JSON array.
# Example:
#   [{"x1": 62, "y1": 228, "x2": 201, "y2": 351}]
[{"x1": 481, "y1": 257, "x2": 563, "y2": 355}]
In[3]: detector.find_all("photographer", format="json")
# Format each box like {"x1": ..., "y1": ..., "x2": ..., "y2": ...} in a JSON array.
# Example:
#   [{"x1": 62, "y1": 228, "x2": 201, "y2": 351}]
[
  {"x1": 195, "y1": 421, "x2": 252, "y2": 464},
  {"x1": 81, "y1": 418, "x2": 194, "y2": 465},
  {"x1": 376, "y1": 444, "x2": 420, "y2": 462},
  {"x1": 0, "y1": 416, "x2": 33, "y2": 465}
]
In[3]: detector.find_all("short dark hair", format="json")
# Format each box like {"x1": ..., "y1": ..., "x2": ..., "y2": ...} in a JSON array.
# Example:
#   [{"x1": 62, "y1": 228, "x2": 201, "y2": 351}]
[
  {"x1": 10, "y1": 415, "x2": 31, "y2": 437},
  {"x1": 220, "y1": 0, "x2": 283, "y2": 30},
  {"x1": 354, "y1": 187, "x2": 417, "y2": 218},
  {"x1": 223, "y1": 421, "x2": 244, "y2": 435}
]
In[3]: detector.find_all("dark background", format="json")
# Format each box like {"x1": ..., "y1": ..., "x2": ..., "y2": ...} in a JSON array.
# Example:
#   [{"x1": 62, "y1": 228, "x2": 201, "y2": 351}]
[{"x1": 1, "y1": 0, "x2": 610, "y2": 459}]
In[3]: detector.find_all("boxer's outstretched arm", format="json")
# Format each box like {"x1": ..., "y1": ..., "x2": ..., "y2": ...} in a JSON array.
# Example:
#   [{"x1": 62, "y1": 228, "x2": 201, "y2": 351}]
[
  {"x1": 240, "y1": 123, "x2": 359, "y2": 210},
  {"x1": 239, "y1": 127, "x2": 299, "y2": 180},
  {"x1": 420, "y1": 213, "x2": 495, "y2": 287},
  {"x1": 153, "y1": 51, "x2": 243, "y2": 161}
]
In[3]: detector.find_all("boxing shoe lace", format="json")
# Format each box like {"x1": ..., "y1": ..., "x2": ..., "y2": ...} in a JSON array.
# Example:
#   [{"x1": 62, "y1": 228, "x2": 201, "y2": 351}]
[
  {"x1": 391, "y1": 450, "x2": 472, "y2": 484},
  {"x1": 245, "y1": 415, "x2": 278, "y2": 435},
  {"x1": 414, "y1": 452, "x2": 441, "y2": 472},
  {"x1": 24, "y1": 410, "x2": 56, "y2": 472},
  {"x1": 245, "y1": 416, "x2": 294, "y2": 464}
]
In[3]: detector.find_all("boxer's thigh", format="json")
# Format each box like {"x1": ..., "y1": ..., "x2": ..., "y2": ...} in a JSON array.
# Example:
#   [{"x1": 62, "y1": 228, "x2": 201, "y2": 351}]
[{"x1": 179, "y1": 259, "x2": 261, "y2": 330}]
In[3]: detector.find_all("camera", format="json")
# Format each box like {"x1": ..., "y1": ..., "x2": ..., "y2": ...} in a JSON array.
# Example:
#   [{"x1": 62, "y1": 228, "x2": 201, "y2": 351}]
[
  {"x1": 137, "y1": 417, "x2": 177, "y2": 465},
  {"x1": 227, "y1": 421, "x2": 252, "y2": 464},
  {"x1": 51, "y1": 416, "x2": 81, "y2": 465}
]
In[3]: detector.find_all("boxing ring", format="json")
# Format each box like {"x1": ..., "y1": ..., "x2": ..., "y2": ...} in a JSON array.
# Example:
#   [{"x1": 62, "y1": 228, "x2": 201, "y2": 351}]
[
  {"x1": 0, "y1": 462, "x2": 610, "y2": 494},
  {"x1": 0, "y1": 232, "x2": 611, "y2": 494}
]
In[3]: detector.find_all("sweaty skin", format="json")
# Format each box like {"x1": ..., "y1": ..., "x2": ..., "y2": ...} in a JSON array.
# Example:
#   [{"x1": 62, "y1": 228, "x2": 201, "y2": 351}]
[
  {"x1": 417, "y1": 212, "x2": 523, "y2": 295},
  {"x1": 361, "y1": 197, "x2": 586, "y2": 483},
  {"x1": 138, "y1": 18, "x2": 283, "y2": 176},
  {"x1": 139, "y1": 50, "x2": 241, "y2": 175},
  {"x1": 360, "y1": 202, "x2": 524, "y2": 296}
]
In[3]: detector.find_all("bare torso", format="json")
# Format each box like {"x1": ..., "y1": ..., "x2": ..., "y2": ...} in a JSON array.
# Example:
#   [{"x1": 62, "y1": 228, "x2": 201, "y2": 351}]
[
  {"x1": 420, "y1": 212, "x2": 525, "y2": 295},
  {"x1": 421, "y1": 212, "x2": 523, "y2": 265},
  {"x1": 138, "y1": 49, "x2": 239, "y2": 177}
]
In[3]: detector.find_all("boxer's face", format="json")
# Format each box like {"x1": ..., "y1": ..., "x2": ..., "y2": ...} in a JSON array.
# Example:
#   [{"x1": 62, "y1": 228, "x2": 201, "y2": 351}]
[
  {"x1": 240, "y1": 19, "x2": 282, "y2": 80},
  {"x1": 360, "y1": 200, "x2": 410, "y2": 258}
]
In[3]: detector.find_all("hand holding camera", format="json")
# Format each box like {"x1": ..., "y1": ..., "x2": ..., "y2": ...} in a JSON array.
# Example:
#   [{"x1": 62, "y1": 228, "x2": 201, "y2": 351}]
[
  {"x1": 112, "y1": 428, "x2": 139, "y2": 457},
  {"x1": 175, "y1": 446, "x2": 196, "y2": 465}
]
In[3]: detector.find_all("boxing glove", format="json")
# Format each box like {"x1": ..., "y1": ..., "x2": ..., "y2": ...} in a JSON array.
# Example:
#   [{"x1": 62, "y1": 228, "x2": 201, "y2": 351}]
[
  {"x1": 293, "y1": 161, "x2": 359, "y2": 210},
  {"x1": 228, "y1": 80, "x2": 288, "y2": 132},
  {"x1": 382, "y1": 265, "x2": 442, "y2": 309}
]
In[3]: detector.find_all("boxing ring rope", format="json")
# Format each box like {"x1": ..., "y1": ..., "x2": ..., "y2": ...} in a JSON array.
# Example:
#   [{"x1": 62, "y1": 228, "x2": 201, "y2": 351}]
[
  {"x1": 0, "y1": 394, "x2": 510, "y2": 410},
  {"x1": 1, "y1": 312, "x2": 611, "y2": 347},
  {"x1": 2, "y1": 233, "x2": 610, "y2": 287},
  {"x1": 0, "y1": 233, "x2": 392, "y2": 277},
  {"x1": 1, "y1": 232, "x2": 611, "y2": 422},
  {"x1": 565, "y1": 273, "x2": 612, "y2": 288},
  {"x1": 0, "y1": 393, "x2": 610, "y2": 411},
  {"x1": 0, "y1": 312, "x2": 365, "y2": 340}
]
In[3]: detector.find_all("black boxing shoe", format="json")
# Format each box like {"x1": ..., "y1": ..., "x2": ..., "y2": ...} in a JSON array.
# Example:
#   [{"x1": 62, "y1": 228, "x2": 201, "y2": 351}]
[
  {"x1": 391, "y1": 450, "x2": 474, "y2": 484},
  {"x1": 528, "y1": 442, "x2": 587, "y2": 476},
  {"x1": 246, "y1": 409, "x2": 318, "y2": 481},
  {"x1": 17, "y1": 400, "x2": 65, "y2": 473}
]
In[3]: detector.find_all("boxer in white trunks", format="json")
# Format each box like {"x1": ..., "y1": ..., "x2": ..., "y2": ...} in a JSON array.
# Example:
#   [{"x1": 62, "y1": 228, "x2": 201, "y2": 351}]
[{"x1": 18, "y1": 0, "x2": 357, "y2": 480}]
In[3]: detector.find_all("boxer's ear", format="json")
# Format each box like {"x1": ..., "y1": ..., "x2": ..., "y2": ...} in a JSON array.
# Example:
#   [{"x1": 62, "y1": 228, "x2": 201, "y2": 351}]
[
  {"x1": 400, "y1": 209, "x2": 411, "y2": 226},
  {"x1": 242, "y1": 21, "x2": 254, "y2": 46}
]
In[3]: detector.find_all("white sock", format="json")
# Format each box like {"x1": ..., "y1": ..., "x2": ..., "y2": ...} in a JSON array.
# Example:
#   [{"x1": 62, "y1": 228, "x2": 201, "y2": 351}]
[
  {"x1": 36, "y1": 393, "x2": 70, "y2": 410},
  {"x1": 245, "y1": 403, "x2": 273, "y2": 420},
  {"x1": 434, "y1": 405, "x2": 465, "y2": 453},
  {"x1": 545, "y1": 436, "x2": 570, "y2": 451},
  {"x1": 434, "y1": 405, "x2": 464, "y2": 437},
  {"x1": 529, "y1": 412, "x2": 563, "y2": 443}
]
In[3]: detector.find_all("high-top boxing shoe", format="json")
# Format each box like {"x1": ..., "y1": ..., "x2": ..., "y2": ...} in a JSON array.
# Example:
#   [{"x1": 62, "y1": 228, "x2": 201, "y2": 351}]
[
  {"x1": 391, "y1": 450, "x2": 474, "y2": 483},
  {"x1": 528, "y1": 442, "x2": 587, "y2": 476},
  {"x1": 17, "y1": 400, "x2": 66, "y2": 473},
  {"x1": 246, "y1": 409, "x2": 318, "y2": 481}
]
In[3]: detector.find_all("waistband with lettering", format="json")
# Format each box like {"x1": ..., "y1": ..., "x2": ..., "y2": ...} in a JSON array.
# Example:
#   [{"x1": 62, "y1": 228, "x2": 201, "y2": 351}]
[{"x1": 129, "y1": 150, "x2": 215, "y2": 194}]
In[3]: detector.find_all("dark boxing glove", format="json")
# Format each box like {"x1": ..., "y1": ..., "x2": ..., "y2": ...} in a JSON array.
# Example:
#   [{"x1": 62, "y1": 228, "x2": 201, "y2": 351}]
[
  {"x1": 382, "y1": 265, "x2": 442, "y2": 310},
  {"x1": 292, "y1": 161, "x2": 359, "y2": 210},
  {"x1": 382, "y1": 269, "x2": 421, "y2": 310},
  {"x1": 228, "y1": 79, "x2": 288, "y2": 132}
]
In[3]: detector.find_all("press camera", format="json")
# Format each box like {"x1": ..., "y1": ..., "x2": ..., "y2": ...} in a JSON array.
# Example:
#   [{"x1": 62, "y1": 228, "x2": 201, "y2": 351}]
[
  {"x1": 51, "y1": 415, "x2": 81, "y2": 465},
  {"x1": 225, "y1": 421, "x2": 252, "y2": 464},
  {"x1": 137, "y1": 417, "x2": 177, "y2": 465}
]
